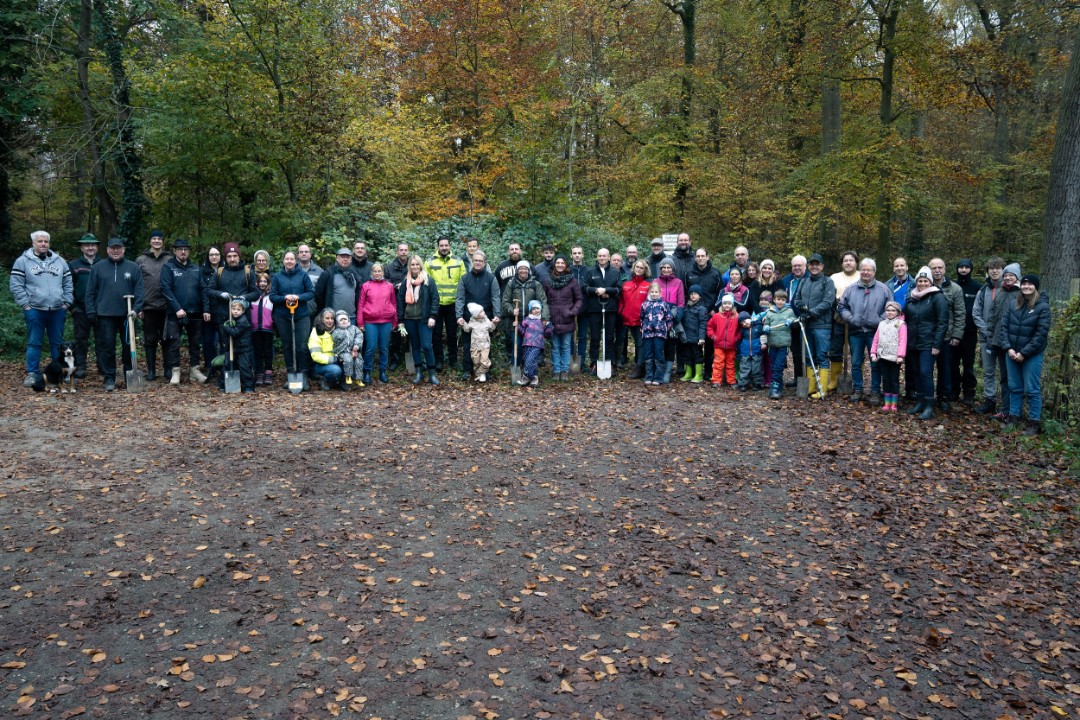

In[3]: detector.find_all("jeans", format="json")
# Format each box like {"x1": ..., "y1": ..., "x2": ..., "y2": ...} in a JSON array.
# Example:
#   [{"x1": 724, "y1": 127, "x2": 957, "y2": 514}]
[
  {"x1": 311, "y1": 361, "x2": 344, "y2": 386},
  {"x1": 24, "y1": 308, "x2": 67, "y2": 375},
  {"x1": 405, "y1": 319, "x2": 436, "y2": 369},
  {"x1": 363, "y1": 322, "x2": 392, "y2": 371},
  {"x1": 769, "y1": 347, "x2": 789, "y2": 391},
  {"x1": 848, "y1": 329, "x2": 879, "y2": 393},
  {"x1": 551, "y1": 332, "x2": 572, "y2": 373},
  {"x1": 934, "y1": 342, "x2": 953, "y2": 401},
  {"x1": 916, "y1": 349, "x2": 936, "y2": 399},
  {"x1": 805, "y1": 326, "x2": 831, "y2": 370},
  {"x1": 1006, "y1": 352, "x2": 1044, "y2": 421}
]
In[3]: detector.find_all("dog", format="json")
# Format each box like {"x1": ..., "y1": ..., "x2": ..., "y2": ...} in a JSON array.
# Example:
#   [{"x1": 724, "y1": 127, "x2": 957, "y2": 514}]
[{"x1": 35, "y1": 343, "x2": 77, "y2": 394}]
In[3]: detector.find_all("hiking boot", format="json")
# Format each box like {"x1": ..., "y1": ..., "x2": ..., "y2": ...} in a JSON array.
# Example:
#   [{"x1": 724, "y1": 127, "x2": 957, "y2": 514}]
[
  {"x1": 938, "y1": 400, "x2": 951, "y2": 413},
  {"x1": 320, "y1": 378, "x2": 331, "y2": 391},
  {"x1": 918, "y1": 399, "x2": 935, "y2": 421},
  {"x1": 1004, "y1": 415, "x2": 1022, "y2": 429},
  {"x1": 104, "y1": 378, "x2": 116, "y2": 392},
  {"x1": 1022, "y1": 420, "x2": 1041, "y2": 436},
  {"x1": 363, "y1": 371, "x2": 371, "y2": 385},
  {"x1": 627, "y1": 365, "x2": 644, "y2": 380},
  {"x1": 191, "y1": 367, "x2": 208, "y2": 384},
  {"x1": 906, "y1": 399, "x2": 927, "y2": 415},
  {"x1": 865, "y1": 392, "x2": 881, "y2": 406},
  {"x1": 23, "y1": 372, "x2": 37, "y2": 387},
  {"x1": 379, "y1": 369, "x2": 389, "y2": 383},
  {"x1": 848, "y1": 390, "x2": 863, "y2": 403},
  {"x1": 974, "y1": 398, "x2": 996, "y2": 415}
]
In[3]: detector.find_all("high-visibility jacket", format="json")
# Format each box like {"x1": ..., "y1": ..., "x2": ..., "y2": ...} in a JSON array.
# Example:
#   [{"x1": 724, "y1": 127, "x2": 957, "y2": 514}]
[{"x1": 425, "y1": 254, "x2": 466, "y2": 306}]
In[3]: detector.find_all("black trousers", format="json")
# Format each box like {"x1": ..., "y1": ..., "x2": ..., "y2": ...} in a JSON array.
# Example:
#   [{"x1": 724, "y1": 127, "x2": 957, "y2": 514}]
[
  {"x1": 790, "y1": 322, "x2": 804, "y2": 377},
  {"x1": 71, "y1": 306, "x2": 95, "y2": 374},
  {"x1": 588, "y1": 311, "x2": 616, "y2": 366},
  {"x1": 142, "y1": 308, "x2": 168, "y2": 371},
  {"x1": 432, "y1": 304, "x2": 458, "y2": 368},
  {"x1": 950, "y1": 331, "x2": 978, "y2": 400},
  {"x1": 164, "y1": 315, "x2": 204, "y2": 371},
  {"x1": 94, "y1": 316, "x2": 132, "y2": 381}
]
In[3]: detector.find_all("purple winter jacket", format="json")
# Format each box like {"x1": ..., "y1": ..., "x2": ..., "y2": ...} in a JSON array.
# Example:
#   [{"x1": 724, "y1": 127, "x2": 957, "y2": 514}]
[{"x1": 543, "y1": 274, "x2": 583, "y2": 335}]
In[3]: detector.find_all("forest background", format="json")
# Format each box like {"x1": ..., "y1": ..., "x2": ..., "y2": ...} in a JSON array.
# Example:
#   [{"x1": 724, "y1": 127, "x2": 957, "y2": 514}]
[{"x1": 2, "y1": 0, "x2": 1080, "y2": 293}]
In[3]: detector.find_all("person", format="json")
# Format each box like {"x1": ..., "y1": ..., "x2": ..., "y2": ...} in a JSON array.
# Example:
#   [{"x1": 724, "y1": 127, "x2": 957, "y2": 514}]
[
  {"x1": 748, "y1": 259, "x2": 783, "y2": 309},
  {"x1": 533, "y1": 244, "x2": 556, "y2": 284},
  {"x1": 722, "y1": 245, "x2": 750, "y2": 286},
  {"x1": 904, "y1": 266, "x2": 948, "y2": 420},
  {"x1": 68, "y1": 233, "x2": 100, "y2": 379},
  {"x1": 249, "y1": 273, "x2": 275, "y2": 386},
  {"x1": 671, "y1": 232, "x2": 694, "y2": 282},
  {"x1": 494, "y1": 242, "x2": 525, "y2": 291},
  {"x1": 792, "y1": 253, "x2": 835, "y2": 399},
  {"x1": 622, "y1": 245, "x2": 639, "y2": 276},
  {"x1": 357, "y1": 262, "x2": 397, "y2": 383},
  {"x1": 686, "y1": 249, "x2": 723, "y2": 313},
  {"x1": 84, "y1": 238, "x2": 143, "y2": 391},
  {"x1": 886, "y1": 257, "x2": 913, "y2": 309},
  {"x1": 455, "y1": 250, "x2": 500, "y2": 381},
  {"x1": 198, "y1": 247, "x2": 222, "y2": 379},
  {"x1": 459, "y1": 238, "x2": 481, "y2": 266},
  {"x1": 951, "y1": 258, "x2": 982, "y2": 407},
  {"x1": 680, "y1": 285, "x2": 708, "y2": 383},
  {"x1": 252, "y1": 249, "x2": 273, "y2": 276},
  {"x1": 837, "y1": 258, "x2": 890, "y2": 403},
  {"x1": 542, "y1": 255, "x2": 583, "y2": 381},
  {"x1": 871, "y1": 301, "x2": 907, "y2": 412},
  {"x1": 501, "y1": 260, "x2": 549, "y2": 370},
  {"x1": 332, "y1": 311, "x2": 364, "y2": 386},
  {"x1": 760, "y1": 289, "x2": 795, "y2": 400},
  {"x1": 737, "y1": 304, "x2": 765, "y2": 391},
  {"x1": 314, "y1": 248, "x2": 361, "y2": 323},
  {"x1": 296, "y1": 244, "x2": 322, "y2": 281},
  {"x1": 206, "y1": 243, "x2": 259, "y2": 363},
  {"x1": 646, "y1": 239, "x2": 668, "y2": 278},
  {"x1": 781, "y1": 255, "x2": 807, "y2": 384},
  {"x1": 160, "y1": 238, "x2": 208, "y2": 385},
  {"x1": 220, "y1": 299, "x2": 255, "y2": 393},
  {"x1": 708, "y1": 294, "x2": 740, "y2": 387},
  {"x1": 10, "y1": 230, "x2": 73, "y2": 387},
  {"x1": 517, "y1": 300, "x2": 551, "y2": 386},
  {"x1": 828, "y1": 250, "x2": 860, "y2": 392},
  {"x1": 399, "y1": 254, "x2": 441, "y2": 385},
  {"x1": 655, "y1": 258, "x2": 685, "y2": 382},
  {"x1": 744, "y1": 261, "x2": 760, "y2": 288},
  {"x1": 385, "y1": 242, "x2": 412, "y2": 371},
  {"x1": 610, "y1": 253, "x2": 626, "y2": 282},
  {"x1": 721, "y1": 267, "x2": 749, "y2": 314},
  {"x1": 639, "y1": 282, "x2": 674, "y2": 386},
  {"x1": 135, "y1": 230, "x2": 171, "y2": 380},
  {"x1": 308, "y1": 308, "x2": 345, "y2": 390},
  {"x1": 425, "y1": 237, "x2": 466, "y2": 371},
  {"x1": 928, "y1": 257, "x2": 965, "y2": 411},
  {"x1": 583, "y1": 249, "x2": 622, "y2": 373},
  {"x1": 972, "y1": 257, "x2": 1011, "y2": 415},
  {"x1": 463, "y1": 303, "x2": 495, "y2": 382},
  {"x1": 570, "y1": 245, "x2": 589, "y2": 364},
  {"x1": 619, "y1": 260, "x2": 651, "y2": 379},
  {"x1": 350, "y1": 240, "x2": 373, "y2": 284},
  {"x1": 270, "y1": 250, "x2": 315, "y2": 387},
  {"x1": 999, "y1": 274, "x2": 1051, "y2": 435}
]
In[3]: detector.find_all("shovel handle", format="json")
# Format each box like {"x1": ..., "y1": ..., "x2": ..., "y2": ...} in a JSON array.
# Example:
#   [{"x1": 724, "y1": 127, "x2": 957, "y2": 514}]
[{"x1": 286, "y1": 297, "x2": 298, "y2": 314}]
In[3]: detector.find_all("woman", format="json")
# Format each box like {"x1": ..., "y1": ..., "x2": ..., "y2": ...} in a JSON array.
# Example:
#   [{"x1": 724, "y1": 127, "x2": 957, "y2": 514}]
[
  {"x1": 749, "y1": 259, "x2": 783, "y2": 307},
  {"x1": 543, "y1": 255, "x2": 583, "y2": 381},
  {"x1": 396, "y1": 255, "x2": 440, "y2": 385},
  {"x1": 357, "y1": 262, "x2": 397, "y2": 383},
  {"x1": 199, "y1": 247, "x2": 222, "y2": 378},
  {"x1": 308, "y1": 308, "x2": 345, "y2": 390},
  {"x1": 744, "y1": 262, "x2": 760, "y2": 288},
  {"x1": 656, "y1": 258, "x2": 685, "y2": 382},
  {"x1": 619, "y1": 260, "x2": 651, "y2": 379},
  {"x1": 270, "y1": 250, "x2": 315, "y2": 386},
  {"x1": 253, "y1": 250, "x2": 273, "y2": 276},
  {"x1": 903, "y1": 266, "x2": 948, "y2": 420},
  {"x1": 1000, "y1": 274, "x2": 1051, "y2": 435},
  {"x1": 722, "y1": 267, "x2": 750, "y2": 314}
]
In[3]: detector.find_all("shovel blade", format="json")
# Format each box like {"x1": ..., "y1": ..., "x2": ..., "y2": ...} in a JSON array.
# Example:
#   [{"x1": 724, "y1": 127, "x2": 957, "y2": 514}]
[
  {"x1": 596, "y1": 360, "x2": 612, "y2": 380},
  {"x1": 224, "y1": 370, "x2": 241, "y2": 393},
  {"x1": 287, "y1": 372, "x2": 304, "y2": 394},
  {"x1": 510, "y1": 365, "x2": 522, "y2": 384},
  {"x1": 125, "y1": 370, "x2": 147, "y2": 393},
  {"x1": 570, "y1": 354, "x2": 580, "y2": 374},
  {"x1": 796, "y1": 376, "x2": 809, "y2": 399},
  {"x1": 405, "y1": 352, "x2": 415, "y2": 373},
  {"x1": 838, "y1": 374, "x2": 853, "y2": 394}
]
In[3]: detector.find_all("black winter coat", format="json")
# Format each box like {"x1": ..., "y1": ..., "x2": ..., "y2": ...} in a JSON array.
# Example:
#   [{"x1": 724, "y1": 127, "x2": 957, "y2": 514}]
[
  {"x1": 582, "y1": 264, "x2": 621, "y2": 313},
  {"x1": 999, "y1": 292, "x2": 1051, "y2": 358},
  {"x1": 904, "y1": 289, "x2": 948, "y2": 352},
  {"x1": 397, "y1": 275, "x2": 440, "y2": 323},
  {"x1": 681, "y1": 301, "x2": 709, "y2": 344},
  {"x1": 221, "y1": 314, "x2": 254, "y2": 352},
  {"x1": 685, "y1": 261, "x2": 723, "y2": 311},
  {"x1": 206, "y1": 263, "x2": 259, "y2": 323},
  {"x1": 161, "y1": 257, "x2": 204, "y2": 315}
]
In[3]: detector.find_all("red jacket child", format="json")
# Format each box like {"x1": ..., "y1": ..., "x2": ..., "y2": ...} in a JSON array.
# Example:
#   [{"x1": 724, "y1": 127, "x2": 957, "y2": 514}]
[{"x1": 707, "y1": 307, "x2": 742, "y2": 350}]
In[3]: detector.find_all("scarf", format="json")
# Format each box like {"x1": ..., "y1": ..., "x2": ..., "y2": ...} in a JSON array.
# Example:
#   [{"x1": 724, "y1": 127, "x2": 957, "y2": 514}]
[
  {"x1": 548, "y1": 271, "x2": 572, "y2": 290},
  {"x1": 405, "y1": 271, "x2": 428, "y2": 304},
  {"x1": 909, "y1": 284, "x2": 939, "y2": 301}
]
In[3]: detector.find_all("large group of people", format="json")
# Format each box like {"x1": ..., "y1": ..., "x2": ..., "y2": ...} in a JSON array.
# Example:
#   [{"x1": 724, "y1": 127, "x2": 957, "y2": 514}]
[{"x1": 10, "y1": 230, "x2": 1053, "y2": 434}]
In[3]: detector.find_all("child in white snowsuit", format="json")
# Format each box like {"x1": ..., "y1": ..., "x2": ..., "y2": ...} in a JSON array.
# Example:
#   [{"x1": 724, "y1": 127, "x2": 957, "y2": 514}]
[
  {"x1": 332, "y1": 310, "x2": 364, "y2": 384},
  {"x1": 463, "y1": 302, "x2": 495, "y2": 382}
]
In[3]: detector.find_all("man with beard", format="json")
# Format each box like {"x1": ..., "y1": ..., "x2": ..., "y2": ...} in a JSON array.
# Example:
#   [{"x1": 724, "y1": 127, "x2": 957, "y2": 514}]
[
  {"x1": 425, "y1": 237, "x2": 466, "y2": 371},
  {"x1": 135, "y1": 230, "x2": 172, "y2": 380}
]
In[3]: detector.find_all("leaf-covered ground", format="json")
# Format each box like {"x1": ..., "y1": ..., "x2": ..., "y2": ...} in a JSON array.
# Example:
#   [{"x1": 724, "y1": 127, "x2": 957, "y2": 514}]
[{"x1": 1, "y1": 367, "x2": 1077, "y2": 720}]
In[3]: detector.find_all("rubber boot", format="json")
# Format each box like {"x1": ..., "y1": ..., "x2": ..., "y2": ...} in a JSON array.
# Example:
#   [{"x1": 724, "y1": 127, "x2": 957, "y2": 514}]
[
  {"x1": 145, "y1": 348, "x2": 157, "y2": 381},
  {"x1": 811, "y1": 368, "x2": 829, "y2": 399},
  {"x1": 806, "y1": 369, "x2": 818, "y2": 396},
  {"x1": 170, "y1": 368, "x2": 181, "y2": 385},
  {"x1": 413, "y1": 367, "x2": 424, "y2": 385},
  {"x1": 918, "y1": 398, "x2": 935, "y2": 420},
  {"x1": 691, "y1": 364, "x2": 704, "y2": 384},
  {"x1": 301, "y1": 372, "x2": 310, "y2": 392},
  {"x1": 827, "y1": 365, "x2": 840, "y2": 392},
  {"x1": 680, "y1": 365, "x2": 694, "y2": 382},
  {"x1": 379, "y1": 369, "x2": 389, "y2": 383},
  {"x1": 662, "y1": 361, "x2": 674, "y2": 384},
  {"x1": 428, "y1": 370, "x2": 440, "y2": 385},
  {"x1": 906, "y1": 397, "x2": 927, "y2": 415},
  {"x1": 363, "y1": 371, "x2": 371, "y2": 385}
]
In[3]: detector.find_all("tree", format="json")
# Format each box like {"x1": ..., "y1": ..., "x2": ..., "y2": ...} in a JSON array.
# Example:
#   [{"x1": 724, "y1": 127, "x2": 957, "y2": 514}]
[{"x1": 1041, "y1": 28, "x2": 1080, "y2": 302}]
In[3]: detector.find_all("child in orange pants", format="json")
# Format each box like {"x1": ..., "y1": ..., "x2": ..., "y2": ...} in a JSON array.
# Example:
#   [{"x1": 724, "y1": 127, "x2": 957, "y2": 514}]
[{"x1": 707, "y1": 294, "x2": 741, "y2": 386}]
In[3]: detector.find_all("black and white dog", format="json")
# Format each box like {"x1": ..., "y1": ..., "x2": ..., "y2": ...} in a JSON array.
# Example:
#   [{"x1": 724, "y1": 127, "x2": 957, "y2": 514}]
[{"x1": 35, "y1": 342, "x2": 77, "y2": 393}]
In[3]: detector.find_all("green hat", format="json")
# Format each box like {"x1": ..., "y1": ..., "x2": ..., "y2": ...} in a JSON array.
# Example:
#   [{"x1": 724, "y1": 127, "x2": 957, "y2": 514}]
[{"x1": 78, "y1": 233, "x2": 99, "y2": 245}]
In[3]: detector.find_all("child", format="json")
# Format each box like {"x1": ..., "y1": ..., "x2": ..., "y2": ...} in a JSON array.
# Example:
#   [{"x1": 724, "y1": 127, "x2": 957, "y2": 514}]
[
  {"x1": 737, "y1": 305, "x2": 765, "y2": 391},
  {"x1": 517, "y1": 300, "x2": 552, "y2": 386},
  {"x1": 757, "y1": 291, "x2": 775, "y2": 388},
  {"x1": 679, "y1": 284, "x2": 708, "y2": 383},
  {"x1": 760, "y1": 289, "x2": 795, "y2": 399},
  {"x1": 250, "y1": 273, "x2": 274, "y2": 386},
  {"x1": 463, "y1": 302, "x2": 495, "y2": 382},
  {"x1": 871, "y1": 300, "x2": 907, "y2": 411},
  {"x1": 220, "y1": 299, "x2": 255, "y2": 393},
  {"x1": 332, "y1": 310, "x2": 365, "y2": 386},
  {"x1": 707, "y1": 294, "x2": 741, "y2": 387},
  {"x1": 640, "y1": 282, "x2": 674, "y2": 386}
]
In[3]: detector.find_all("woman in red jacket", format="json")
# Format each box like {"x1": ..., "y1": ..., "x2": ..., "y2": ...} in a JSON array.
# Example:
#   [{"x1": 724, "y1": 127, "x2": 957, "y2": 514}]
[
  {"x1": 619, "y1": 260, "x2": 652, "y2": 379},
  {"x1": 357, "y1": 263, "x2": 398, "y2": 384}
]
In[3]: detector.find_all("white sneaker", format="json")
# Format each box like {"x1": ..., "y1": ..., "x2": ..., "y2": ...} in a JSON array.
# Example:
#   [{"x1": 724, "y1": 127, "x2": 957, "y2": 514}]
[
  {"x1": 476, "y1": 373, "x2": 486, "y2": 382},
  {"x1": 190, "y1": 367, "x2": 208, "y2": 384},
  {"x1": 170, "y1": 369, "x2": 181, "y2": 385}
]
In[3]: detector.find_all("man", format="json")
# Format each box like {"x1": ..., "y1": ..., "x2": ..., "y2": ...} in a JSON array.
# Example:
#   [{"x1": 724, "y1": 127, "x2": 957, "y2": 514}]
[
  {"x1": 570, "y1": 245, "x2": 589, "y2": 365},
  {"x1": 533, "y1": 244, "x2": 556, "y2": 285},
  {"x1": 313, "y1": 248, "x2": 360, "y2": 323},
  {"x1": 781, "y1": 255, "x2": 807, "y2": 384},
  {"x1": 425, "y1": 237, "x2": 466, "y2": 370},
  {"x1": 686, "y1": 248, "x2": 723, "y2": 376},
  {"x1": 68, "y1": 233, "x2": 100, "y2": 379},
  {"x1": 297, "y1": 243, "x2": 323, "y2": 316},
  {"x1": 160, "y1": 238, "x2": 207, "y2": 385},
  {"x1": 583, "y1": 248, "x2": 621, "y2": 372},
  {"x1": 886, "y1": 257, "x2": 912, "y2": 310},
  {"x1": 610, "y1": 253, "x2": 626, "y2": 281},
  {"x1": 384, "y1": 242, "x2": 411, "y2": 370},
  {"x1": 929, "y1": 257, "x2": 965, "y2": 412},
  {"x1": 722, "y1": 245, "x2": 750, "y2": 286},
  {"x1": 837, "y1": 258, "x2": 890, "y2": 404},
  {"x1": 671, "y1": 232, "x2": 695, "y2": 283},
  {"x1": 459, "y1": 237, "x2": 481, "y2": 266},
  {"x1": 456, "y1": 251, "x2": 502, "y2": 380},
  {"x1": 972, "y1": 257, "x2": 1008, "y2": 415},
  {"x1": 494, "y1": 242, "x2": 524, "y2": 291},
  {"x1": 828, "y1": 250, "x2": 860, "y2": 392},
  {"x1": 646, "y1": 239, "x2": 668, "y2": 278},
  {"x1": 10, "y1": 230, "x2": 72, "y2": 387},
  {"x1": 792, "y1": 253, "x2": 835, "y2": 398},
  {"x1": 350, "y1": 240, "x2": 372, "y2": 284},
  {"x1": 85, "y1": 238, "x2": 143, "y2": 392},
  {"x1": 135, "y1": 230, "x2": 172, "y2": 380},
  {"x1": 622, "y1": 245, "x2": 639, "y2": 276},
  {"x1": 951, "y1": 259, "x2": 982, "y2": 407},
  {"x1": 501, "y1": 261, "x2": 549, "y2": 368},
  {"x1": 205, "y1": 242, "x2": 259, "y2": 358}
]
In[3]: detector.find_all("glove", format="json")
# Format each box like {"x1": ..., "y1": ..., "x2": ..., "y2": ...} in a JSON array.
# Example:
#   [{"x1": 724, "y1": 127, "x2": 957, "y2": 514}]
[
  {"x1": 398, "y1": 326, "x2": 408, "y2": 338},
  {"x1": 220, "y1": 291, "x2": 231, "y2": 300},
  {"x1": 128, "y1": 310, "x2": 137, "y2": 319},
  {"x1": 784, "y1": 318, "x2": 793, "y2": 327},
  {"x1": 762, "y1": 325, "x2": 770, "y2": 333}
]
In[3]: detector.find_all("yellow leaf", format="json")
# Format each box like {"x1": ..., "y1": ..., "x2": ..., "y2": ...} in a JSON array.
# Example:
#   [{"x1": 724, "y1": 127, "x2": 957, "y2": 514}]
[{"x1": 192, "y1": 576, "x2": 206, "y2": 588}]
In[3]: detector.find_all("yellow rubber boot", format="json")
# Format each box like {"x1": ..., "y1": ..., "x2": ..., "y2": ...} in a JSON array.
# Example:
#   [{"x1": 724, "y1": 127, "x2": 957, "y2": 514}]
[
  {"x1": 806, "y1": 369, "x2": 818, "y2": 395},
  {"x1": 811, "y1": 368, "x2": 830, "y2": 399},
  {"x1": 827, "y1": 365, "x2": 839, "y2": 392}
]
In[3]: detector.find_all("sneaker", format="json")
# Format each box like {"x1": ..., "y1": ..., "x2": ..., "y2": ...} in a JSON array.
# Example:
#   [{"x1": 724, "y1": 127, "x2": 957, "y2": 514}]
[
  {"x1": 104, "y1": 379, "x2": 116, "y2": 392},
  {"x1": 477, "y1": 373, "x2": 487, "y2": 383},
  {"x1": 880, "y1": 404, "x2": 890, "y2": 412},
  {"x1": 518, "y1": 377, "x2": 529, "y2": 386},
  {"x1": 23, "y1": 372, "x2": 37, "y2": 387},
  {"x1": 530, "y1": 376, "x2": 539, "y2": 386}
]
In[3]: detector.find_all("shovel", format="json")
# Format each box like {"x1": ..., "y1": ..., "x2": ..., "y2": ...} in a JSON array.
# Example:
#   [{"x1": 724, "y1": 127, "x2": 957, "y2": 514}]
[
  {"x1": 510, "y1": 300, "x2": 522, "y2": 385},
  {"x1": 597, "y1": 301, "x2": 611, "y2": 380},
  {"x1": 796, "y1": 320, "x2": 809, "y2": 398},
  {"x1": 224, "y1": 335, "x2": 241, "y2": 393},
  {"x1": 570, "y1": 319, "x2": 581, "y2": 374},
  {"x1": 799, "y1": 319, "x2": 824, "y2": 399},
  {"x1": 123, "y1": 295, "x2": 147, "y2": 393},
  {"x1": 286, "y1": 299, "x2": 304, "y2": 394},
  {"x1": 838, "y1": 325, "x2": 853, "y2": 395}
]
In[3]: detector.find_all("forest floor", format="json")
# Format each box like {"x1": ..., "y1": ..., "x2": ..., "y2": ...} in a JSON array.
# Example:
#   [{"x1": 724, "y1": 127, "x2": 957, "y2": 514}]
[{"x1": 0, "y1": 364, "x2": 1077, "y2": 720}]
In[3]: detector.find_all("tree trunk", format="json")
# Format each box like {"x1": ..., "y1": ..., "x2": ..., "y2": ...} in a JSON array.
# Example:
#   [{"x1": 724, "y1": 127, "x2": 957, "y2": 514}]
[
  {"x1": 665, "y1": 0, "x2": 696, "y2": 221},
  {"x1": 1041, "y1": 29, "x2": 1080, "y2": 302},
  {"x1": 77, "y1": 0, "x2": 118, "y2": 239},
  {"x1": 875, "y1": 3, "x2": 899, "y2": 261},
  {"x1": 819, "y1": 76, "x2": 841, "y2": 248}
]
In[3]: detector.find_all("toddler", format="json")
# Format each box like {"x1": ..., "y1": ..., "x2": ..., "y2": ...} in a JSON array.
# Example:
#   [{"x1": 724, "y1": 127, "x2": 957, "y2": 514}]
[
  {"x1": 220, "y1": 299, "x2": 255, "y2": 393},
  {"x1": 517, "y1": 300, "x2": 551, "y2": 386},
  {"x1": 332, "y1": 310, "x2": 365, "y2": 385},
  {"x1": 871, "y1": 300, "x2": 907, "y2": 411},
  {"x1": 707, "y1": 294, "x2": 741, "y2": 386},
  {"x1": 463, "y1": 302, "x2": 495, "y2": 382},
  {"x1": 679, "y1": 284, "x2": 708, "y2": 383},
  {"x1": 760, "y1": 289, "x2": 795, "y2": 399},
  {"x1": 737, "y1": 305, "x2": 765, "y2": 391}
]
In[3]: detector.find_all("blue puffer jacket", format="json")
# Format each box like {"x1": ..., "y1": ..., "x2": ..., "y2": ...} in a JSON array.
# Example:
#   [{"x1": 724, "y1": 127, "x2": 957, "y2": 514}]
[{"x1": 998, "y1": 292, "x2": 1051, "y2": 358}]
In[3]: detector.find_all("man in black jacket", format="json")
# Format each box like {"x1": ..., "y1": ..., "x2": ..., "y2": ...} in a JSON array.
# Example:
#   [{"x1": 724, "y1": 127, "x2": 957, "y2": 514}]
[
  {"x1": 160, "y1": 239, "x2": 207, "y2": 385},
  {"x1": 583, "y1": 249, "x2": 621, "y2": 372},
  {"x1": 85, "y1": 238, "x2": 144, "y2": 391},
  {"x1": 951, "y1": 258, "x2": 982, "y2": 407},
  {"x1": 455, "y1": 251, "x2": 502, "y2": 379},
  {"x1": 314, "y1": 249, "x2": 361, "y2": 323},
  {"x1": 204, "y1": 242, "x2": 259, "y2": 358},
  {"x1": 68, "y1": 234, "x2": 100, "y2": 378}
]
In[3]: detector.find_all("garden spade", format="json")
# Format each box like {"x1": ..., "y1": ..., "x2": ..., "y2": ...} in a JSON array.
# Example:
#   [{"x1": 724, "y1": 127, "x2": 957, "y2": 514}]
[
  {"x1": 123, "y1": 295, "x2": 147, "y2": 393},
  {"x1": 286, "y1": 299, "x2": 304, "y2": 394},
  {"x1": 596, "y1": 301, "x2": 611, "y2": 380},
  {"x1": 510, "y1": 300, "x2": 522, "y2": 385},
  {"x1": 570, "y1": 319, "x2": 581, "y2": 374},
  {"x1": 796, "y1": 322, "x2": 809, "y2": 399},
  {"x1": 838, "y1": 325, "x2": 853, "y2": 394}
]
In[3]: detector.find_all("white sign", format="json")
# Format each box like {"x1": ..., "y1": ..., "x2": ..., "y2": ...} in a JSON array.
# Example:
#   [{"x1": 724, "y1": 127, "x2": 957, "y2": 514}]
[{"x1": 661, "y1": 234, "x2": 679, "y2": 253}]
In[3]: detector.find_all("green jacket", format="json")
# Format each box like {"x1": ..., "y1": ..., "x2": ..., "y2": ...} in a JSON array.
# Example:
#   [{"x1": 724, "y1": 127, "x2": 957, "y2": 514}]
[{"x1": 762, "y1": 304, "x2": 796, "y2": 348}]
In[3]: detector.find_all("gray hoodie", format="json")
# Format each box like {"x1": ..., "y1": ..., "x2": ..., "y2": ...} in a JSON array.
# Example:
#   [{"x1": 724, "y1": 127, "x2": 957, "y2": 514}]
[{"x1": 9, "y1": 247, "x2": 73, "y2": 311}]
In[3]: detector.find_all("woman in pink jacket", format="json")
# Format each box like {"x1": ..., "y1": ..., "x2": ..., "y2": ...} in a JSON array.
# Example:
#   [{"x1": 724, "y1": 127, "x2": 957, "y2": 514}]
[{"x1": 357, "y1": 263, "x2": 398, "y2": 384}]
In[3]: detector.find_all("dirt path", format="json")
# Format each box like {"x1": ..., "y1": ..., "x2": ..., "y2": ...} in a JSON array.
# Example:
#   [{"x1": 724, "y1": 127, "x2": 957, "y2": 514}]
[{"x1": 1, "y1": 370, "x2": 1077, "y2": 719}]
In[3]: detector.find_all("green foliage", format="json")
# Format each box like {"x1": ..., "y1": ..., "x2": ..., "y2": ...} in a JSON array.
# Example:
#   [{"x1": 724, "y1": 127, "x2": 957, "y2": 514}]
[{"x1": 0, "y1": 267, "x2": 29, "y2": 360}]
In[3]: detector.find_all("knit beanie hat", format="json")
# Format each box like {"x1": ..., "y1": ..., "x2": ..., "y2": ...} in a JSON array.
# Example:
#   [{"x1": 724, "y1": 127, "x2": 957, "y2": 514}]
[
  {"x1": 335, "y1": 310, "x2": 349, "y2": 323},
  {"x1": 1020, "y1": 273, "x2": 1040, "y2": 290},
  {"x1": 528, "y1": 300, "x2": 541, "y2": 312},
  {"x1": 956, "y1": 258, "x2": 973, "y2": 270},
  {"x1": 721, "y1": 293, "x2": 735, "y2": 306},
  {"x1": 1002, "y1": 262, "x2": 1021, "y2": 280},
  {"x1": 516, "y1": 260, "x2": 531, "y2": 271},
  {"x1": 915, "y1": 266, "x2": 933, "y2": 282},
  {"x1": 688, "y1": 284, "x2": 703, "y2": 297},
  {"x1": 467, "y1": 302, "x2": 483, "y2": 317},
  {"x1": 223, "y1": 242, "x2": 240, "y2": 257}
]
